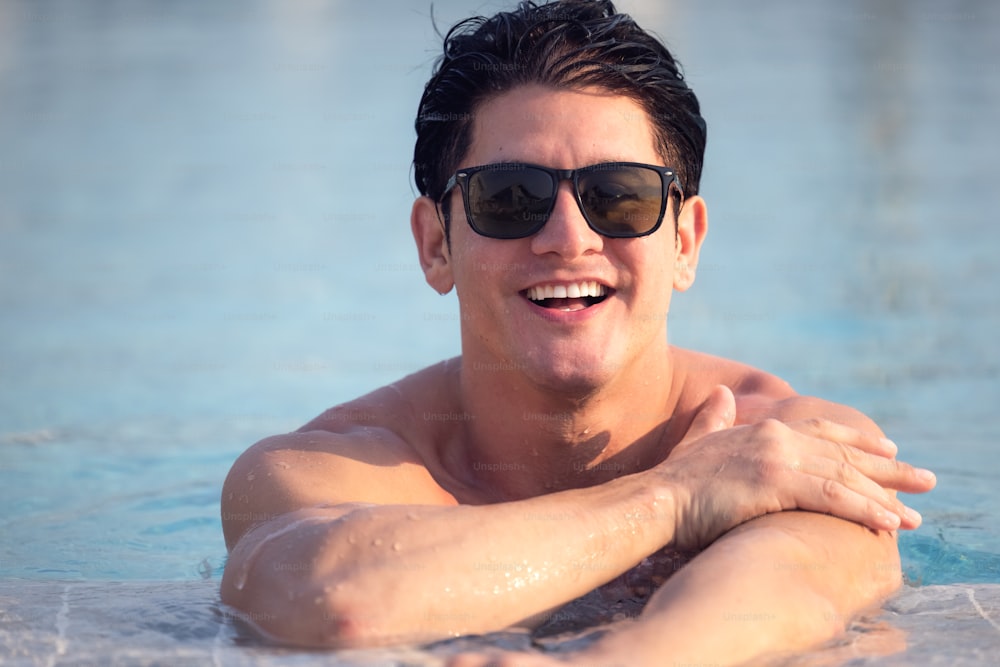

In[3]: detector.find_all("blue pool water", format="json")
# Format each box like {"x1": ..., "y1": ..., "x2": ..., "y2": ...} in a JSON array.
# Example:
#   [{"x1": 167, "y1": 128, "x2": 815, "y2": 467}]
[{"x1": 1, "y1": 0, "x2": 998, "y2": 663}]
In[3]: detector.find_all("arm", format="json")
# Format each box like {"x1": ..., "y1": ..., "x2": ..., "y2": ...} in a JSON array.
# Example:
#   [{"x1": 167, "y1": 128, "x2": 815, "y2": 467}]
[
  {"x1": 220, "y1": 428, "x2": 675, "y2": 648},
  {"x1": 221, "y1": 391, "x2": 931, "y2": 650},
  {"x1": 581, "y1": 514, "x2": 896, "y2": 667},
  {"x1": 580, "y1": 396, "x2": 933, "y2": 667}
]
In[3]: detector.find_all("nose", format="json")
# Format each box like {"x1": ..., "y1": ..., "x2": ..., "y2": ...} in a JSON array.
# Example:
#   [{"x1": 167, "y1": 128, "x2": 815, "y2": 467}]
[{"x1": 529, "y1": 182, "x2": 604, "y2": 259}]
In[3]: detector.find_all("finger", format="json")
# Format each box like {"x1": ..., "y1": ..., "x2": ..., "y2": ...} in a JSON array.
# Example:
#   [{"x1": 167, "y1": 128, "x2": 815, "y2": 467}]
[
  {"x1": 790, "y1": 473, "x2": 905, "y2": 532},
  {"x1": 800, "y1": 436, "x2": 937, "y2": 496},
  {"x1": 786, "y1": 417, "x2": 898, "y2": 458},
  {"x1": 799, "y1": 454, "x2": 921, "y2": 529},
  {"x1": 786, "y1": 421, "x2": 937, "y2": 495},
  {"x1": 680, "y1": 385, "x2": 736, "y2": 445},
  {"x1": 848, "y1": 451, "x2": 937, "y2": 495}
]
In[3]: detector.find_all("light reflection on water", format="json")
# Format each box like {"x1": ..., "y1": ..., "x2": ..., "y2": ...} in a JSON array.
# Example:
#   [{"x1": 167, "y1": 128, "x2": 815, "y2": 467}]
[{"x1": 0, "y1": 0, "x2": 997, "y2": 643}]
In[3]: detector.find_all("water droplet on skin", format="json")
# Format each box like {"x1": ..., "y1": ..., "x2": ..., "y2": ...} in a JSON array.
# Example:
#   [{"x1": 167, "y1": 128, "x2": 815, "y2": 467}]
[
  {"x1": 246, "y1": 472, "x2": 256, "y2": 482},
  {"x1": 276, "y1": 461, "x2": 290, "y2": 469},
  {"x1": 392, "y1": 542, "x2": 402, "y2": 552},
  {"x1": 372, "y1": 538, "x2": 383, "y2": 547},
  {"x1": 314, "y1": 595, "x2": 324, "y2": 605}
]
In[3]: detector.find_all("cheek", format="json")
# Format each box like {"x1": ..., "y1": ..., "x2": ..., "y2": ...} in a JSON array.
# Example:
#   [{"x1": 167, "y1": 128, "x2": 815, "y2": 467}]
[
  {"x1": 630, "y1": 249, "x2": 676, "y2": 317},
  {"x1": 451, "y1": 248, "x2": 524, "y2": 311},
  {"x1": 452, "y1": 231, "x2": 530, "y2": 281},
  {"x1": 447, "y1": 234, "x2": 486, "y2": 287},
  {"x1": 624, "y1": 239, "x2": 674, "y2": 287}
]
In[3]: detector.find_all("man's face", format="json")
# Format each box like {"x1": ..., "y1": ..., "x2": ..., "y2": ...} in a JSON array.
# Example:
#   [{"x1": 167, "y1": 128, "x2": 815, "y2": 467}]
[{"x1": 440, "y1": 84, "x2": 699, "y2": 395}]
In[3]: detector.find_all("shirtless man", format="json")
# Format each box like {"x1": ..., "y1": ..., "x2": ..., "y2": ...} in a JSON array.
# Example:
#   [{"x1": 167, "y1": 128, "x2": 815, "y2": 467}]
[{"x1": 220, "y1": 2, "x2": 936, "y2": 664}]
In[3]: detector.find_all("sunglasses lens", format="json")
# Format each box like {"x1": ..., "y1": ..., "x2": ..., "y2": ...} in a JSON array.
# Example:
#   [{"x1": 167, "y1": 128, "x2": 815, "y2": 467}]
[
  {"x1": 467, "y1": 167, "x2": 554, "y2": 239},
  {"x1": 579, "y1": 166, "x2": 665, "y2": 236}
]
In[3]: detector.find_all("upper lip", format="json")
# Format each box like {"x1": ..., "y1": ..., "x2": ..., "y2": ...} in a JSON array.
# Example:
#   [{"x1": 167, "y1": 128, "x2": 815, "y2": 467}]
[{"x1": 521, "y1": 279, "x2": 612, "y2": 301}]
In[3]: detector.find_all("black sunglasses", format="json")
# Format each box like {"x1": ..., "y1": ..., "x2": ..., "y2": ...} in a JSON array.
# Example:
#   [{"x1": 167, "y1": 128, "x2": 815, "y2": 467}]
[{"x1": 439, "y1": 161, "x2": 683, "y2": 240}]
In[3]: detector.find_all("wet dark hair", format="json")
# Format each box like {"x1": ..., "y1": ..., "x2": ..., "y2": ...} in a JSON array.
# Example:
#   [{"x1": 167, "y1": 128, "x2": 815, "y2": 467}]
[{"x1": 413, "y1": 0, "x2": 707, "y2": 232}]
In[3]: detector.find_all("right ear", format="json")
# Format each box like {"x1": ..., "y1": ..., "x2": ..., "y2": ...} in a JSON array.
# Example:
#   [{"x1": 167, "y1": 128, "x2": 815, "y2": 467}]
[{"x1": 410, "y1": 196, "x2": 454, "y2": 295}]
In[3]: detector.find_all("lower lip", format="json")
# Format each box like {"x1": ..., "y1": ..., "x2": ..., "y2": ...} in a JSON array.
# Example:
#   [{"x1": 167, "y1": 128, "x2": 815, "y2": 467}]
[{"x1": 519, "y1": 293, "x2": 612, "y2": 324}]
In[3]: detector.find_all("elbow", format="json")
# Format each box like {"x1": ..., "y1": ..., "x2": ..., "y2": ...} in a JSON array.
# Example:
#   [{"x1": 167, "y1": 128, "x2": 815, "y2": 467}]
[
  {"x1": 218, "y1": 508, "x2": 460, "y2": 648},
  {"x1": 306, "y1": 586, "x2": 405, "y2": 649},
  {"x1": 220, "y1": 569, "x2": 395, "y2": 649},
  {"x1": 220, "y1": 549, "x2": 413, "y2": 649},
  {"x1": 292, "y1": 594, "x2": 395, "y2": 649}
]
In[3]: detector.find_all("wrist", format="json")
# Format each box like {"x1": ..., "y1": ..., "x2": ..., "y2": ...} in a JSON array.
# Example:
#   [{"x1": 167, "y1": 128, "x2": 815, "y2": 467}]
[{"x1": 620, "y1": 469, "x2": 678, "y2": 549}]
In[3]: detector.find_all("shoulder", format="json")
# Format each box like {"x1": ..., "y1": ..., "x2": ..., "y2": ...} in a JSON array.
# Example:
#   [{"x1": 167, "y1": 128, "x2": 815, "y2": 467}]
[
  {"x1": 670, "y1": 346, "x2": 879, "y2": 433},
  {"x1": 221, "y1": 360, "x2": 461, "y2": 549},
  {"x1": 671, "y1": 345, "x2": 794, "y2": 408},
  {"x1": 299, "y1": 357, "x2": 463, "y2": 439}
]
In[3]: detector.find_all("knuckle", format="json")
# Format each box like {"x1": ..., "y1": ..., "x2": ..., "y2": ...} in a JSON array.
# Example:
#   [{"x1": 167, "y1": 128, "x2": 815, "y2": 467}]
[
  {"x1": 887, "y1": 458, "x2": 909, "y2": 476},
  {"x1": 836, "y1": 442, "x2": 861, "y2": 466},
  {"x1": 836, "y1": 460, "x2": 858, "y2": 483},
  {"x1": 756, "y1": 417, "x2": 786, "y2": 438},
  {"x1": 753, "y1": 419, "x2": 790, "y2": 455},
  {"x1": 801, "y1": 416, "x2": 826, "y2": 432},
  {"x1": 820, "y1": 478, "x2": 846, "y2": 503}
]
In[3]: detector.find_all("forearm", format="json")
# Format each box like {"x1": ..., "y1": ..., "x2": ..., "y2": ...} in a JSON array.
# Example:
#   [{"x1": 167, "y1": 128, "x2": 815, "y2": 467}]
[
  {"x1": 586, "y1": 512, "x2": 901, "y2": 667},
  {"x1": 221, "y1": 472, "x2": 673, "y2": 648}
]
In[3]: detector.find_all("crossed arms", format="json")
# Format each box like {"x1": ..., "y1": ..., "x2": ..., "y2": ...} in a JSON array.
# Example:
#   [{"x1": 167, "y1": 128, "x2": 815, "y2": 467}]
[{"x1": 220, "y1": 385, "x2": 934, "y2": 665}]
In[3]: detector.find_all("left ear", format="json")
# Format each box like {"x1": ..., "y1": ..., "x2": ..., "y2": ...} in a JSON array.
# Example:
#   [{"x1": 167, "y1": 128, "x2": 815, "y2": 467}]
[{"x1": 673, "y1": 195, "x2": 707, "y2": 292}]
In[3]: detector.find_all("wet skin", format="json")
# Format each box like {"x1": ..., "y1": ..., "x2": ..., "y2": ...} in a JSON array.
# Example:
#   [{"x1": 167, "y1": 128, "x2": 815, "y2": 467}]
[{"x1": 220, "y1": 85, "x2": 936, "y2": 666}]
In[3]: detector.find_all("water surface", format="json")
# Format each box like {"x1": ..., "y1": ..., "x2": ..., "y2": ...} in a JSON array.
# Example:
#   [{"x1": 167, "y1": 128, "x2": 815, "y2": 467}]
[{"x1": 1, "y1": 0, "x2": 998, "y2": 663}]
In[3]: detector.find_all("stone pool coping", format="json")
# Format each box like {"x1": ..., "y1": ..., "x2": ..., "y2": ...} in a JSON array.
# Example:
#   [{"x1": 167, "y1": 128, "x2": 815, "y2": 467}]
[{"x1": 0, "y1": 579, "x2": 997, "y2": 665}]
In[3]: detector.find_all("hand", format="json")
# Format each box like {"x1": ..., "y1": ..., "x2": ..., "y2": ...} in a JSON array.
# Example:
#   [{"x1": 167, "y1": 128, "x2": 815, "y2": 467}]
[{"x1": 657, "y1": 385, "x2": 936, "y2": 550}]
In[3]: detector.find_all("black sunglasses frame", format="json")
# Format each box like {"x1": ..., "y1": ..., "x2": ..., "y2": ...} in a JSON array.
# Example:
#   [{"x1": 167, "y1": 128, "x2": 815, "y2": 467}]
[{"x1": 439, "y1": 161, "x2": 683, "y2": 240}]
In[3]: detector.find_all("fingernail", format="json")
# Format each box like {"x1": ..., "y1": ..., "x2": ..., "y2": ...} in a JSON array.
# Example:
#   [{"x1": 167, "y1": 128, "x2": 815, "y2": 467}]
[
  {"x1": 879, "y1": 438, "x2": 898, "y2": 455},
  {"x1": 904, "y1": 507, "x2": 922, "y2": 524},
  {"x1": 916, "y1": 468, "x2": 936, "y2": 484}
]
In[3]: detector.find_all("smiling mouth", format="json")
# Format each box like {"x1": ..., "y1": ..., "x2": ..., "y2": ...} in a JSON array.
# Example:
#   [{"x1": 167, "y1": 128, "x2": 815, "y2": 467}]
[{"x1": 523, "y1": 281, "x2": 610, "y2": 312}]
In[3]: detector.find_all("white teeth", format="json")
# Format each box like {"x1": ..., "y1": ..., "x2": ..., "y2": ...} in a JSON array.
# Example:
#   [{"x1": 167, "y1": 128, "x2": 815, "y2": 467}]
[{"x1": 526, "y1": 281, "x2": 607, "y2": 301}]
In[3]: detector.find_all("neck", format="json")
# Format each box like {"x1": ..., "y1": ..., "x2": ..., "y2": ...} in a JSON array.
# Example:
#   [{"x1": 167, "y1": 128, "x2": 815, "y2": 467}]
[{"x1": 454, "y1": 345, "x2": 682, "y2": 501}]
